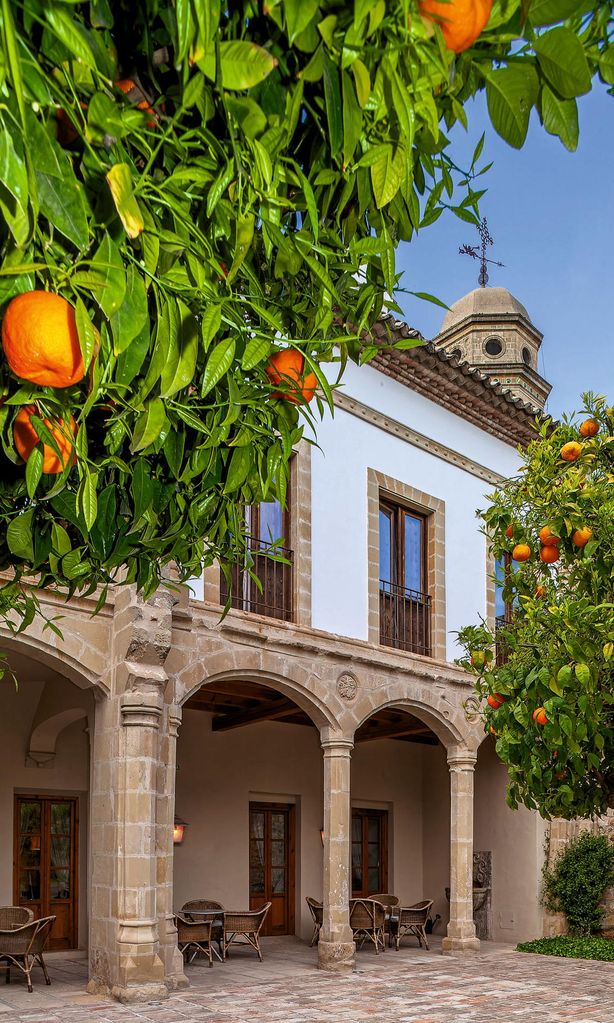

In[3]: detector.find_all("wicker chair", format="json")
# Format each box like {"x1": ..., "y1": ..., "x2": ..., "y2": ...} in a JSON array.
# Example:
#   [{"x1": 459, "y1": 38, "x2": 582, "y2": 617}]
[
  {"x1": 181, "y1": 900, "x2": 225, "y2": 961},
  {"x1": 0, "y1": 908, "x2": 34, "y2": 930},
  {"x1": 349, "y1": 898, "x2": 386, "y2": 954},
  {"x1": 224, "y1": 903, "x2": 271, "y2": 962},
  {"x1": 174, "y1": 914, "x2": 214, "y2": 967},
  {"x1": 392, "y1": 900, "x2": 434, "y2": 951},
  {"x1": 0, "y1": 915, "x2": 55, "y2": 992},
  {"x1": 370, "y1": 894, "x2": 400, "y2": 948},
  {"x1": 305, "y1": 897, "x2": 323, "y2": 947}
]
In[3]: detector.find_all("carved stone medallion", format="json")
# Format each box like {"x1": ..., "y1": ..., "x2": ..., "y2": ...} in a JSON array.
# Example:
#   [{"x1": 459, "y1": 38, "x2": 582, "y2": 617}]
[{"x1": 337, "y1": 673, "x2": 358, "y2": 701}]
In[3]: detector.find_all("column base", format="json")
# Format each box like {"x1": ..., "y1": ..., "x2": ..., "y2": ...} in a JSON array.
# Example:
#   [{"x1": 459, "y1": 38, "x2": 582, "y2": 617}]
[
  {"x1": 318, "y1": 939, "x2": 356, "y2": 973},
  {"x1": 86, "y1": 979, "x2": 170, "y2": 1003},
  {"x1": 441, "y1": 936, "x2": 481, "y2": 954},
  {"x1": 165, "y1": 973, "x2": 190, "y2": 992}
]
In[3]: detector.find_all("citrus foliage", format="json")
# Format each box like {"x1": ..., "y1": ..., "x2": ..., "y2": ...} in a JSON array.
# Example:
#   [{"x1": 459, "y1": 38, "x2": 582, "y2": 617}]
[
  {"x1": 0, "y1": 1, "x2": 613, "y2": 622},
  {"x1": 542, "y1": 832, "x2": 614, "y2": 935},
  {"x1": 458, "y1": 396, "x2": 614, "y2": 819},
  {"x1": 517, "y1": 936, "x2": 614, "y2": 960}
]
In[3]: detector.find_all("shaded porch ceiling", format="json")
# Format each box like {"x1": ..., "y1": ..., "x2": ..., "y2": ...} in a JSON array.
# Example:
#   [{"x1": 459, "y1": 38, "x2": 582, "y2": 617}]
[{"x1": 184, "y1": 680, "x2": 439, "y2": 745}]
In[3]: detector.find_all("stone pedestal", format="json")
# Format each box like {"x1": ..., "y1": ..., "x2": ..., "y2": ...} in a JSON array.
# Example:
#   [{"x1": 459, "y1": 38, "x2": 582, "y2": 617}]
[
  {"x1": 442, "y1": 747, "x2": 480, "y2": 953},
  {"x1": 318, "y1": 737, "x2": 355, "y2": 973}
]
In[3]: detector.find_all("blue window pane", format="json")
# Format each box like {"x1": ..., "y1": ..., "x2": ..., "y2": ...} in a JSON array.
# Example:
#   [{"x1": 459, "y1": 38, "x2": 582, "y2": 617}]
[
  {"x1": 379, "y1": 510, "x2": 392, "y2": 587},
  {"x1": 495, "y1": 557, "x2": 507, "y2": 618},
  {"x1": 404, "y1": 514, "x2": 422, "y2": 593},
  {"x1": 259, "y1": 500, "x2": 283, "y2": 543}
]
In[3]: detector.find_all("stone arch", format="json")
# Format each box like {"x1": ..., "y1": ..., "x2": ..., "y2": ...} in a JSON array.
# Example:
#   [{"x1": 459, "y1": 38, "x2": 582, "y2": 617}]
[
  {"x1": 0, "y1": 626, "x2": 108, "y2": 694},
  {"x1": 27, "y1": 707, "x2": 89, "y2": 766},
  {"x1": 179, "y1": 665, "x2": 338, "y2": 731},
  {"x1": 350, "y1": 686, "x2": 476, "y2": 751}
]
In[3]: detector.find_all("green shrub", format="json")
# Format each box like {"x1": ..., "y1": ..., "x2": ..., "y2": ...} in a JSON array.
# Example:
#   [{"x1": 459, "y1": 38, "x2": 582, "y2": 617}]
[
  {"x1": 542, "y1": 832, "x2": 614, "y2": 936},
  {"x1": 517, "y1": 936, "x2": 614, "y2": 962}
]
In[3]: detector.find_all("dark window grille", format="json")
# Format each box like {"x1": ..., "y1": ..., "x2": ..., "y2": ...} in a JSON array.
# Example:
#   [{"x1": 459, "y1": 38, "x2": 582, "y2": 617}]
[
  {"x1": 220, "y1": 537, "x2": 293, "y2": 622},
  {"x1": 379, "y1": 580, "x2": 431, "y2": 656}
]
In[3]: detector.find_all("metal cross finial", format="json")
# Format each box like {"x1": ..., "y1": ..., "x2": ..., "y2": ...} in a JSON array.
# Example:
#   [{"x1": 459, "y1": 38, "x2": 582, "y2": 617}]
[{"x1": 459, "y1": 218, "x2": 505, "y2": 287}]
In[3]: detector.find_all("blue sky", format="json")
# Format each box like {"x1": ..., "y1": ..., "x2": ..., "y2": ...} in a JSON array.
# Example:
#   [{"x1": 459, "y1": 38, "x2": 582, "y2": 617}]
[{"x1": 394, "y1": 84, "x2": 614, "y2": 419}]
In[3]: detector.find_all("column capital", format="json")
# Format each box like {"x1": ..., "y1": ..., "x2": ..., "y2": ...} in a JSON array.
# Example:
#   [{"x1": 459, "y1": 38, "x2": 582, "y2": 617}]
[
  {"x1": 120, "y1": 690, "x2": 164, "y2": 729},
  {"x1": 447, "y1": 746, "x2": 478, "y2": 770},
  {"x1": 320, "y1": 736, "x2": 354, "y2": 755},
  {"x1": 167, "y1": 703, "x2": 182, "y2": 738}
]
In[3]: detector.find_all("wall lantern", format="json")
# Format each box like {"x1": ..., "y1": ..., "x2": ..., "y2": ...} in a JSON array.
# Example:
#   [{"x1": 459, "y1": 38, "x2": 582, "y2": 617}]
[
  {"x1": 173, "y1": 816, "x2": 188, "y2": 845},
  {"x1": 320, "y1": 827, "x2": 325, "y2": 847}
]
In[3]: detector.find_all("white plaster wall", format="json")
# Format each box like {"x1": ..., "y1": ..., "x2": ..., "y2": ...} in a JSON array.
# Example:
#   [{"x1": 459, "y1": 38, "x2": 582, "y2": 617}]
[
  {"x1": 474, "y1": 737, "x2": 545, "y2": 943},
  {"x1": 0, "y1": 672, "x2": 92, "y2": 950},
  {"x1": 311, "y1": 362, "x2": 521, "y2": 658}
]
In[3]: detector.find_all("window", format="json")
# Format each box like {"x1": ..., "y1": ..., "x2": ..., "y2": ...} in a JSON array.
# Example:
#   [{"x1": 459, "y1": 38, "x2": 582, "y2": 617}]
[
  {"x1": 351, "y1": 809, "x2": 388, "y2": 897},
  {"x1": 379, "y1": 500, "x2": 431, "y2": 655},
  {"x1": 522, "y1": 346, "x2": 532, "y2": 367},
  {"x1": 495, "y1": 554, "x2": 513, "y2": 665},
  {"x1": 219, "y1": 498, "x2": 293, "y2": 621},
  {"x1": 484, "y1": 336, "x2": 503, "y2": 357}
]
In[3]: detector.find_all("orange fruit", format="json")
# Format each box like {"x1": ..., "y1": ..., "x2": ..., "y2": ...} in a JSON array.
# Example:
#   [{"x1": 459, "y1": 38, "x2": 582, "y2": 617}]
[
  {"x1": 535, "y1": 585, "x2": 547, "y2": 598},
  {"x1": 487, "y1": 693, "x2": 505, "y2": 710},
  {"x1": 539, "y1": 545, "x2": 559, "y2": 565},
  {"x1": 116, "y1": 78, "x2": 157, "y2": 127},
  {"x1": 505, "y1": 523, "x2": 514, "y2": 538},
  {"x1": 560, "y1": 441, "x2": 582, "y2": 462},
  {"x1": 14, "y1": 405, "x2": 77, "y2": 474},
  {"x1": 532, "y1": 707, "x2": 548, "y2": 726},
  {"x1": 489, "y1": 725, "x2": 497, "y2": 736},
  {"x1": 265, "y1": 349, "x2": 317, "y2": 404},
  {"x1": 555, "y1": 770, "x2": 568, "y2": 781},
  {"x1": 419, "y1": 0, "x2": 493, "y2": 53},
  {"x1": 512, "y1": 543, "x2": 531, "y2": 562},
  {"x1": 2, "y1": 291, "x2": 85, "y2": 388},
  {"x1": 579, "y1": 418, "x2": 599, "y2": 438},
  {"x1": 572, "y1": 526, "x2": 593, "y2": 547},
  {"x1": 539, "y1": 526, "x2": 560, "y2": 547}
]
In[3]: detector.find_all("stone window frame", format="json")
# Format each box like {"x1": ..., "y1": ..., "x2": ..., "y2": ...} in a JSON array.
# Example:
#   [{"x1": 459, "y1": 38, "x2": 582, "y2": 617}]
[
  {"x1": 367, "y1": 468, "x2": 446, "y2": 661},
  {"x1": 203, "y1": 441, "x2": 312, "y2": 627},
  {"x1": 483, "y1": 335, "x2": 505, "y2": 359}
]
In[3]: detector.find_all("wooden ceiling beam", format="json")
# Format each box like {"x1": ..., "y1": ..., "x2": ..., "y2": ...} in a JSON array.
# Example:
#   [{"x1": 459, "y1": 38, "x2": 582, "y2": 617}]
[
  {"x1": 356, "y1": 722, "x2": 433, "y2": 742},
  {"x1": 212, "y1": 697, "x2": 301, "y2": 731}
]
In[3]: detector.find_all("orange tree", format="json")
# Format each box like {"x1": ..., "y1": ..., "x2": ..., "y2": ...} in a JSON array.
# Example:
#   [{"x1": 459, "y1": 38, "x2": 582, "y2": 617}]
[
  {"x1": 0, "y1": 0, "x2": 613, "y2": 632},
  {"x1": 458, "y1": 395, "x2": 614, "y2": 819}
]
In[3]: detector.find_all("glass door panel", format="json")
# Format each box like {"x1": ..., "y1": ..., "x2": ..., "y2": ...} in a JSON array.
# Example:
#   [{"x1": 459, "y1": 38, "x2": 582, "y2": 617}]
[{"x1": 249, "y1": 804, "x2": 294, "y2": 935}]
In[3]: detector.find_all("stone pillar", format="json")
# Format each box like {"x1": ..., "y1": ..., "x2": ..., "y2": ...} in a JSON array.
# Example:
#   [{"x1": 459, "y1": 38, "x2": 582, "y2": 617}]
[
  {"x1": 87, "y1": 585, "x2": 179, "y2": 1002},
  {"x1": 442, "y1": 747, "x2": 481, "y2": 953},
  {"x1": 318, "y1": 736, "x2": 355, "y2": 973},
  {"x1": 156, "y1": 703, "x2": 188, "y2": 990}
]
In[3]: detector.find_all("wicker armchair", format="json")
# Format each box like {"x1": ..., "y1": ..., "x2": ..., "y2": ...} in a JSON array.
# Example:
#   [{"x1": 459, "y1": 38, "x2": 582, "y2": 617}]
[
  {"x1": 0, "y1": 907, "x2": 34, "y2": 929},
  {"x1": 349, "y1": 898, "x2": 386, "y2": 954},
  {"x1": 181, "y1": 900, "x2": 225, "y2": 960},
  {"x1": 370, "y1": 894, "x2": 400, "y2": 948},
  {"x1": 174, "y1": 914, "x2": 214, "y2": 967},
  {"x1": 224, "y1": 903, "x2": 271, "y2": 962},
  {"x1": 392, "y1": 900, "x2": 434, "y2": 951},
  {"x1": 305, "y1": 897, "x2": 323, "y2": 947},
  {"x1": 0, "y1": 915, "x2": 55, "y2": 992}
]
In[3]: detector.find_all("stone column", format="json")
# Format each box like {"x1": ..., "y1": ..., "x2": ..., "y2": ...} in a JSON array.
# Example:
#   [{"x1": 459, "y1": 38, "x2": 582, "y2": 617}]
[
  {"x1": 318, "y1": 736, "x2": 355, "y2": 973},
  {"x1": 156, "y1": 703, "x2": 188, "y2": 990},
  {"x1": 442, "y1": 747, "x2": 480, "y2": 953},
  {"x1": 87, "y1": 585, "x2": 179, "y2": 1002}
]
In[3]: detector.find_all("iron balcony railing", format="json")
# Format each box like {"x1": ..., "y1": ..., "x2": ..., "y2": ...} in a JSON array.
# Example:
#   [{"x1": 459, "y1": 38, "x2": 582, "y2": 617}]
[
  {"x1": 379, "y1": 580, "x2": 432, "y2": 656},
  {"x1": 220, "y1": 537, "x2": 293, "y2": 622}
]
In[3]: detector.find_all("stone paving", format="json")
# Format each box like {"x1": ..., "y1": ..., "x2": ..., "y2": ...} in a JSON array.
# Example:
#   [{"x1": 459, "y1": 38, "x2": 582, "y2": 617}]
[{"x1": 1, "y1": 937, "x2": 613, "y2": 1023}]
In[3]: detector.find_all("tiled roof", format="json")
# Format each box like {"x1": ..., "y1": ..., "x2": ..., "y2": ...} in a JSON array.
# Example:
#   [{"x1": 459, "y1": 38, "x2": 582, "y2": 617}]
[{"x1": 369, "y1": 313, "x2": 547, "y2": 448}]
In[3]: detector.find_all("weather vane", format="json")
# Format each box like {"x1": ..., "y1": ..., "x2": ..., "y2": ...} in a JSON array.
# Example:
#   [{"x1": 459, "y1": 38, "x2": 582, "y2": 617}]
[{"x1": 459, "y1": 218, "x2": 505, "y2": 287}]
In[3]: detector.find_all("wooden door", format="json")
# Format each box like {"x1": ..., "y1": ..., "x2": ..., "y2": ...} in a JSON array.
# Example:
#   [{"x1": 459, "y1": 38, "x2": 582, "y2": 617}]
[
  {"x1": 14, "y1": 796, "x2": 78, "y2": 950},
  {"x1": 351, "y1": 809, "x2": 388, "y2": 898},
  {"x1": 249, "y1": 803, "x2": 295, "y2": 936}
]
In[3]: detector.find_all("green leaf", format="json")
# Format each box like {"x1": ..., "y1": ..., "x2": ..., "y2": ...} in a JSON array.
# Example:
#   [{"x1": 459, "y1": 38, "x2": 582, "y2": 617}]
[
  {"x1": 209, "y1": 41, "x2": 276, "y2": 90},
  {"x1": 351, "y1": 58, "x2": 371, "y2": 109},
  {"x1": 131, "y1": 398, "x2": 168, "y2": 453},
  {"x1": 202, "y1": 304, "x2": 222, "y2": 350},
  {"x1": 241, "y1": 336, "x2": 271, "y2": 370},
  {"x1": 486, "y1": 65, "x2": 539, "y2": 149},
  {"x1": 322, "y1": 54, "x2": 343, "y2": 159},
  {"x1": 160, "y1": 301, "x2": 199, "y2": 397},
  {"x1": 534, "y1": 27, "x2": 591, "y2": 99},
  {"x1": 0, "y1": 131, "x2": 28, "y2": 245},
  {"x1": 7, "y1": 509, "x2": 34, "y2": 562},
  {"x1": 37, "y1": 169, "x2": 90, "y2": 249},
  {"x1": 599, "y1": 47, "x2": 614, "y2": 86},
  {"x1": 91, "y1": 233, "x2": 126, "y2": 317},
  {"x1": 285, "y1": 0, "x2": 319, "y2": 43},
  {"x1": 45, "y1": 8, "x2": 97, "y2": 68},
  {"x1": 575, "y1": 662, "x2": 591, "y2": 686},
  {"x1": 528, "y1": 0, "x2": 587, "y2": 26},
  {"x1": 25, "y1": 446, "x2": 43, "y2": 498},
  {"x1": 201, "y1": 337, "x2": 236, "y2": 398},
  {"x1": 109, "y1": 266, "x2": 149, "y2": 355},
  {"x1": 541, "y1": 85, "x2": 578, "y2": 151},
  {"x1": 371, "y1": 144, "x2": 405, "y2": 208},
  {"x1": 131, "y1": 459, "x2": 154, "y2": 520},
  {"x1": 75, "y1": 297, "x2": 98, "y2": 370},
  {"x1": 227, "y1": 213, "x2": 255, "y2": 283},
  {"x1": 224, "y1": 445, "x2": 251, "y2": 493},
  {"x1": 342, "y1": 71, "x2": 361, "y2": 169},
  {"x1": 78, "y1": 471, "x2": 98, "y2": 531},
  {"x1": 106, "y1": 163, "x2": 144, "y2": 239}
]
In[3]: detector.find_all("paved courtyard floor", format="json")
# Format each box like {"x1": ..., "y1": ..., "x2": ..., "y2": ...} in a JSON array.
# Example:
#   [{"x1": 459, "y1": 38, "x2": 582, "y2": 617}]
[{"x1": 1, "y1": 936, "x2": 613, "y2": 1023}]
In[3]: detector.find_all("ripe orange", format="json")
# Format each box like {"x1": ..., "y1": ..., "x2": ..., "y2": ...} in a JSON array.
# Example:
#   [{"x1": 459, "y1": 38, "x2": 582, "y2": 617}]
[
  {"x1": 532, "y1": 707, "x2": 548, "y2": 726},
  {"x1": 512, "y1": 543, "x2": 531, "y2": 562},
  {"x1": 505, "y1": 523, "x2": 514, "y2": 538},
  {"x1": 572, "y1": 526, "x2": 593, "y2": 547},
  {"x1": 539, "y1": 545, "x2": 559, "y2": 565},
  {"x1": 579, "y1": 418, "x2": 599, "y2": 438},
  {"x1": 2, "y1": 291, "x2": 85, "y2": 388},
  {"x1": 116, "y1": 78, "x2": 157, "y2": 127},
  {"x1": 14, "y1": 405, "x2": 77, "y2": 474},
  {"x1": 535, "y1": 585, "x2": 547, "y2": 598},
  {"x1": 489, "y1": 725, "x2": 497, "y2": 736},
  {"x1": 265, "y1": 349, "x2": 317, "y2": 404},
  {"x1": 539, "y1": 526, "x2": 560, "y2": 547},
  {"x1": 560, "y1": 441, "x2": 582, "y2": 462},
  {"x1": 419, "y1": 0, "x2": 493, "y2": 52},
  {"x1": 487, "y1": 693, "x2": 505, "y2": 710}
]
